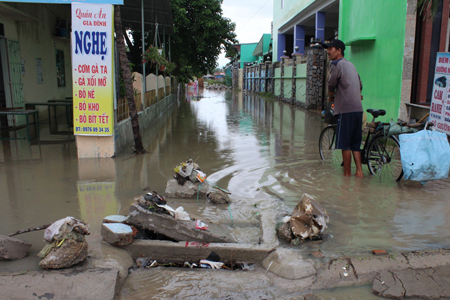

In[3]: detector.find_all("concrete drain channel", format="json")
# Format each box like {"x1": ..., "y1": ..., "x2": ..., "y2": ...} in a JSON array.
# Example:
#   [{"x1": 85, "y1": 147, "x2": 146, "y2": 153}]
[{"x1": 101, "y1": 198, "x2": 450, "y2": 298}]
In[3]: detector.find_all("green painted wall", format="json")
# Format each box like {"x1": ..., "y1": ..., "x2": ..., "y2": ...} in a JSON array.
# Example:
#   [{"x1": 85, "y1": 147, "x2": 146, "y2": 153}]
[
  {"x1": 240, "y1": 43, "x2": 258, "y2": 68},
  {"x1": 284, "y1": 66, "x2": 293, "y2": 98},
  {"x1": 274, "y1": 68, "x2": 281, "y2": 96},
  {"x1": 296, "y1": 64, "x2": 307, "y2": 103},
  {"x1": 340, "y1": 0, "x2": 407, "y2": 121}
]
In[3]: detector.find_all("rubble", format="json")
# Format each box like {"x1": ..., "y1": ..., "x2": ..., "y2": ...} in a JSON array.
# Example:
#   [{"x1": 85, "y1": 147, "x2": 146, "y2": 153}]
[
  {"x1": 276, "y1": 194, "x2": 328, "y2": 243},
  {"x1": 0, "y1": 235, "x2": 32, "y2": 260},
  {"x1": 276, "y1": 222, "x2": 293, "y2": 243},
  {"x1": 207, "y1": 189, "x2": 231, "y2": 204},
  {"x1": 165, "y1": 178, "x2": 211, "y2": 198},
  {"x1": 126, "y1": 203, "x2": 235, "y2": 243},
  {"x1": 39, "y1": 238, "x2": 88, "y2": 270},
  {"x1": 103, "y1": 215, "x2": 128, "y2": 223},
  {"x1": 38, "y1": 217, "x2": 90, "y2": 269},
  {"x1": 101, "y1": 223, "x2": 134, "y2": 246}
]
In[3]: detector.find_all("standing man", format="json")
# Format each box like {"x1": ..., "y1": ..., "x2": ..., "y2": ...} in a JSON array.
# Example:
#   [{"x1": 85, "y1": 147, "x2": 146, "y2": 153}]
[{"x1": 323, "y1": 39, "x2": 363, "y2": 177}]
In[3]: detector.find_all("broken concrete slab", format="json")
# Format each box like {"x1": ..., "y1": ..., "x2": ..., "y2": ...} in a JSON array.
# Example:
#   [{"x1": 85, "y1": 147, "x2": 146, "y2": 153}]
[
  {"x1": 0, "y1": 268, "x2": 119, "y2": 300},
  {"x1": 165, "y1": 178, "x2": 211, "y2": 198},
  {"x1": 101, "y1": 223, "x2": 134, "y2": 246},
  {"x1": 261, "y1": 247, "x2": 316, "y2": 280},
  {"x1": 127, "y1": 203, "x2": 235, "y2": 243},
  {"x1": 121, "y1": 239, "x2": 275, "y2": 263},
  {"x1": 103, "y1": 215, "x2": 128, "y2": 223},
  {"x1": 0, "y1": 235, "x2": 32, "y2": 261},
  {"x1": 372, "y1": 266, "x2": 450, "y2": 299},
  {"x1": 314, "y1": 249, "x2": 450, "y2": 290}
]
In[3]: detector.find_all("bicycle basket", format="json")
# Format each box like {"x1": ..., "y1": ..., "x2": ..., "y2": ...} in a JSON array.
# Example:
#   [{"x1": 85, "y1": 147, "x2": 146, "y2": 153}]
[{"x1": 323, "y1": 102, "x2": 338, "y2": 124}]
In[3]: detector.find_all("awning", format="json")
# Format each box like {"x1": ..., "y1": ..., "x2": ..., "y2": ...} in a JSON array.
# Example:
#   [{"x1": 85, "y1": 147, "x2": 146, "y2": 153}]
[{"x1": 252, "y1": 34, "x2": 271, "y2": 56}]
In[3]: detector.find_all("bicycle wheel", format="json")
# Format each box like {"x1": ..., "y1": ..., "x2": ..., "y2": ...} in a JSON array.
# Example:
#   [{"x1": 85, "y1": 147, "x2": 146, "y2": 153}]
[
  {"x1": 319, "y1": 126, "x2": 342, "y2": 164},
  {"x1": 367, "y1": 134, "x2": 403, "y2": 181}
]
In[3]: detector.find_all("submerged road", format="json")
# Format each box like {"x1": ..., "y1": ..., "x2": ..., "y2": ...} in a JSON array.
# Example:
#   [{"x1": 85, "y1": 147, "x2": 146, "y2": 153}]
[{"x1": 1, "y1": 88, "x2": 449, "y2": 298}]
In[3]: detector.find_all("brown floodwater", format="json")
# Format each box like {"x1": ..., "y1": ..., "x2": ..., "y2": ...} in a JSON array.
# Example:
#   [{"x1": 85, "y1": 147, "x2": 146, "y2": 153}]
[{"x1": 1, "y1": 88, "x2": 449, "y2": 298}]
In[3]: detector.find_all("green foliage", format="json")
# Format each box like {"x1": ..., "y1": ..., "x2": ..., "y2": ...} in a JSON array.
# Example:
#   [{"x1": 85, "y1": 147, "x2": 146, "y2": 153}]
[
  {"x1": 143, "y1": 46, "x2": 176, "y2": 74},
  {"x1": 123, "y1": 0, "x2": 237, "y2": 83},
  {"x1": 170, "y1": 0, "x2": 237, "y2": 83},
  {"x1": 417, "y1": 0, "x2": 441, "y2": 20},
  {"x1": 259, "y1": 92, "x2": 276, "y2": 100}
]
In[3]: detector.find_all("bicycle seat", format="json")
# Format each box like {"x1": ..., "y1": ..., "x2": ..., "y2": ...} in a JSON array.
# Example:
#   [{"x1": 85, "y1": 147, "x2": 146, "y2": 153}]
[{"x1": 366, "y1": 109, "x2": 386, "y2": 119}]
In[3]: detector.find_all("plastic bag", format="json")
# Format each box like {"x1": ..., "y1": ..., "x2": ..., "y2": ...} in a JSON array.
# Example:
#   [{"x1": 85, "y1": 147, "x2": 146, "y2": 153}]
[
  {"x1": 195, "y1": 220, "x2": 208, "y2": 230},
  {"x1": 174, "y1": 207, "x2": 191, "y2": 221},
  {"x1": 399, "y1": 129, "x2": 450, "y2": 181}
]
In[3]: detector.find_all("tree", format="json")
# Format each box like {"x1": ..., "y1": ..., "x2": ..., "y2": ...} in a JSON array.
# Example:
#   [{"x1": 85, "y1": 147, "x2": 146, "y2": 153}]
[
  {"x1": 170, "y1": 0, "x2": 237, "y2": 82},
  {"x1": 114, "y1": 6, "x2": 146, "y2": 154},
  {"x1": 124, "y1": 0, "x2": 237, "y2": 83}
]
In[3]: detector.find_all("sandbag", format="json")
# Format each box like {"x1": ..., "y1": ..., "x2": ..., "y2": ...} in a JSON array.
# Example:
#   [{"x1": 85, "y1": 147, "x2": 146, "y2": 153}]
[
  {"x1": 383, "y1": 121, "x2": 418, "y2": 136},
  {"x1": 399, "y1": 129, "x2": 450, "y2": 181}
]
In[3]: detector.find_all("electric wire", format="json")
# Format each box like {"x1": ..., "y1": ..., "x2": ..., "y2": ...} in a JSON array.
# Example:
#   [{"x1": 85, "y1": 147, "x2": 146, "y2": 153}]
[{"x1": 236, "y1": 0, "x2": 271, "y2": 33}]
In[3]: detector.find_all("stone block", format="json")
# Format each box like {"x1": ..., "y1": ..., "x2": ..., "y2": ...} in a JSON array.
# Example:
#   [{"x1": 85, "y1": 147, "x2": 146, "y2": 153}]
[
  {"x1": 165, "y1": 178, "x2": 211, "y2": 198},
  {"x1": 103, "y1": 215, "x2": 128, "y2": 224},
  {"x1": 0, "y1": 235, "x2": 32, "y2": 260},
  {"x1": 102, "y1": 223, "x2": 134, "y2": 246}
]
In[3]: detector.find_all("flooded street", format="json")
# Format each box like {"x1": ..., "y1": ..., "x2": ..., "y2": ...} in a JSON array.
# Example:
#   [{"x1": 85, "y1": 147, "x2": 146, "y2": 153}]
[{"x1": 1, "y1": 89, "x2": 450, "y2": 298}]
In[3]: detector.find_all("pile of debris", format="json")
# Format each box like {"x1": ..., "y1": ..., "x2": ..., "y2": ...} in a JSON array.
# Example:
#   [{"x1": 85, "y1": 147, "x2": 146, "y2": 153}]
[
  {"x1": 38, "y1": 217, "x2": 90, "y2": 269},
  {"x1": 101, "y1": 190, "x2": 235, "y2": 248},
  {"x1": 134, "y1": 251, "x2": 251, "y2": 271},
  {"x1": 166, "y1": 159, "x2": 230, "y2": 204},
  {"x1": 276, "y1": 194, "x2": 329, "y2": 245},
  {"x1": 206, "y1": 84, "x2": 230, "y2": 91},
  {"x1": 1, "y1": 217, "x2": 90, "y2": 270}
]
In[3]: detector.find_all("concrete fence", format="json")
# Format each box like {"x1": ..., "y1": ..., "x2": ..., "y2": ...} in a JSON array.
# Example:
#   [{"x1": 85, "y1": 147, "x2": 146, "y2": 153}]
[
  {"x1": 117, "y1": 73, "x2": 178, "y2": 122},
  {"x1": 237, "y1": 47, "x2": 327, "y2": 110}
]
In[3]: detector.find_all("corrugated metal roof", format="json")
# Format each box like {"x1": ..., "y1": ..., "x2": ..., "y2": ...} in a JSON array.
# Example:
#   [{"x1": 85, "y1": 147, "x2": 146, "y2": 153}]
[{"x1": 120, "y1": 0, "x2": 173, "y2": 34}]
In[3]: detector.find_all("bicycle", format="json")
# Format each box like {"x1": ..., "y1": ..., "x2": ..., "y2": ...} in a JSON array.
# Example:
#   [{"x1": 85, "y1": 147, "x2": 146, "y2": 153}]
[{"x1": 319, "y1": 109, "x2": 403, "y2": 181}]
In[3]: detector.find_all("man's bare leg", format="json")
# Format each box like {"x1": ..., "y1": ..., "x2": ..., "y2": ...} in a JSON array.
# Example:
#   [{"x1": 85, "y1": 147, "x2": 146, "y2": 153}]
[
  {"x1": 342, "y1": 150, "x2": 352, "y2": 176},
  {"x1": 353, "y1": 150, "x2": 364, "y2": 177}
]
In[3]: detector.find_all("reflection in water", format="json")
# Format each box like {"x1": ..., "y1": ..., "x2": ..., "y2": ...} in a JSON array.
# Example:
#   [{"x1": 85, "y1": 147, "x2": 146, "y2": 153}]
[
  {"x1": 1, "y1": 89, "x2": 450, "y2": 296},
  {"x1": 77, "y1": 182, "x2": 118, "y2": 235}
]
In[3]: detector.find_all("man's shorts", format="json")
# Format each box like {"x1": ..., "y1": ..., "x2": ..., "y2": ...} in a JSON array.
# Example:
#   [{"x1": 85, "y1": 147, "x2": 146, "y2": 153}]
[{"x1": 335, "y1": 112, "x2": 363, "y2": 151}]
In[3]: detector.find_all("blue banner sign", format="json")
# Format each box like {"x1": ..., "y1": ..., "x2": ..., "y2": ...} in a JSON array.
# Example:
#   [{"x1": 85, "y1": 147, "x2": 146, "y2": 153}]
[{"x1": 1, "y1": 0, "x2": 123, "y2": 4}]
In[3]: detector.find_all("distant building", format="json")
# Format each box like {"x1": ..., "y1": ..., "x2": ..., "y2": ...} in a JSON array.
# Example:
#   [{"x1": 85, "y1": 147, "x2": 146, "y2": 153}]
[{"x1": 214, "y1": 72, "x2": 225, "y2": 81}]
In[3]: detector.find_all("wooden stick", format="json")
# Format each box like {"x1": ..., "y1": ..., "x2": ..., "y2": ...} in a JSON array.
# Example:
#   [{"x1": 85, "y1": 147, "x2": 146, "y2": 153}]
[{"x1": 8, "y1": 224, "x2": 52, "y2": 237}]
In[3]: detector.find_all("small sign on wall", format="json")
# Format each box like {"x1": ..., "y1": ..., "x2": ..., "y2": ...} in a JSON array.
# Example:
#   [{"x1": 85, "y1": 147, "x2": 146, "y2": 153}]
[{"x1": 429, "y1": 53, "x2": 450, "y2": 134}]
